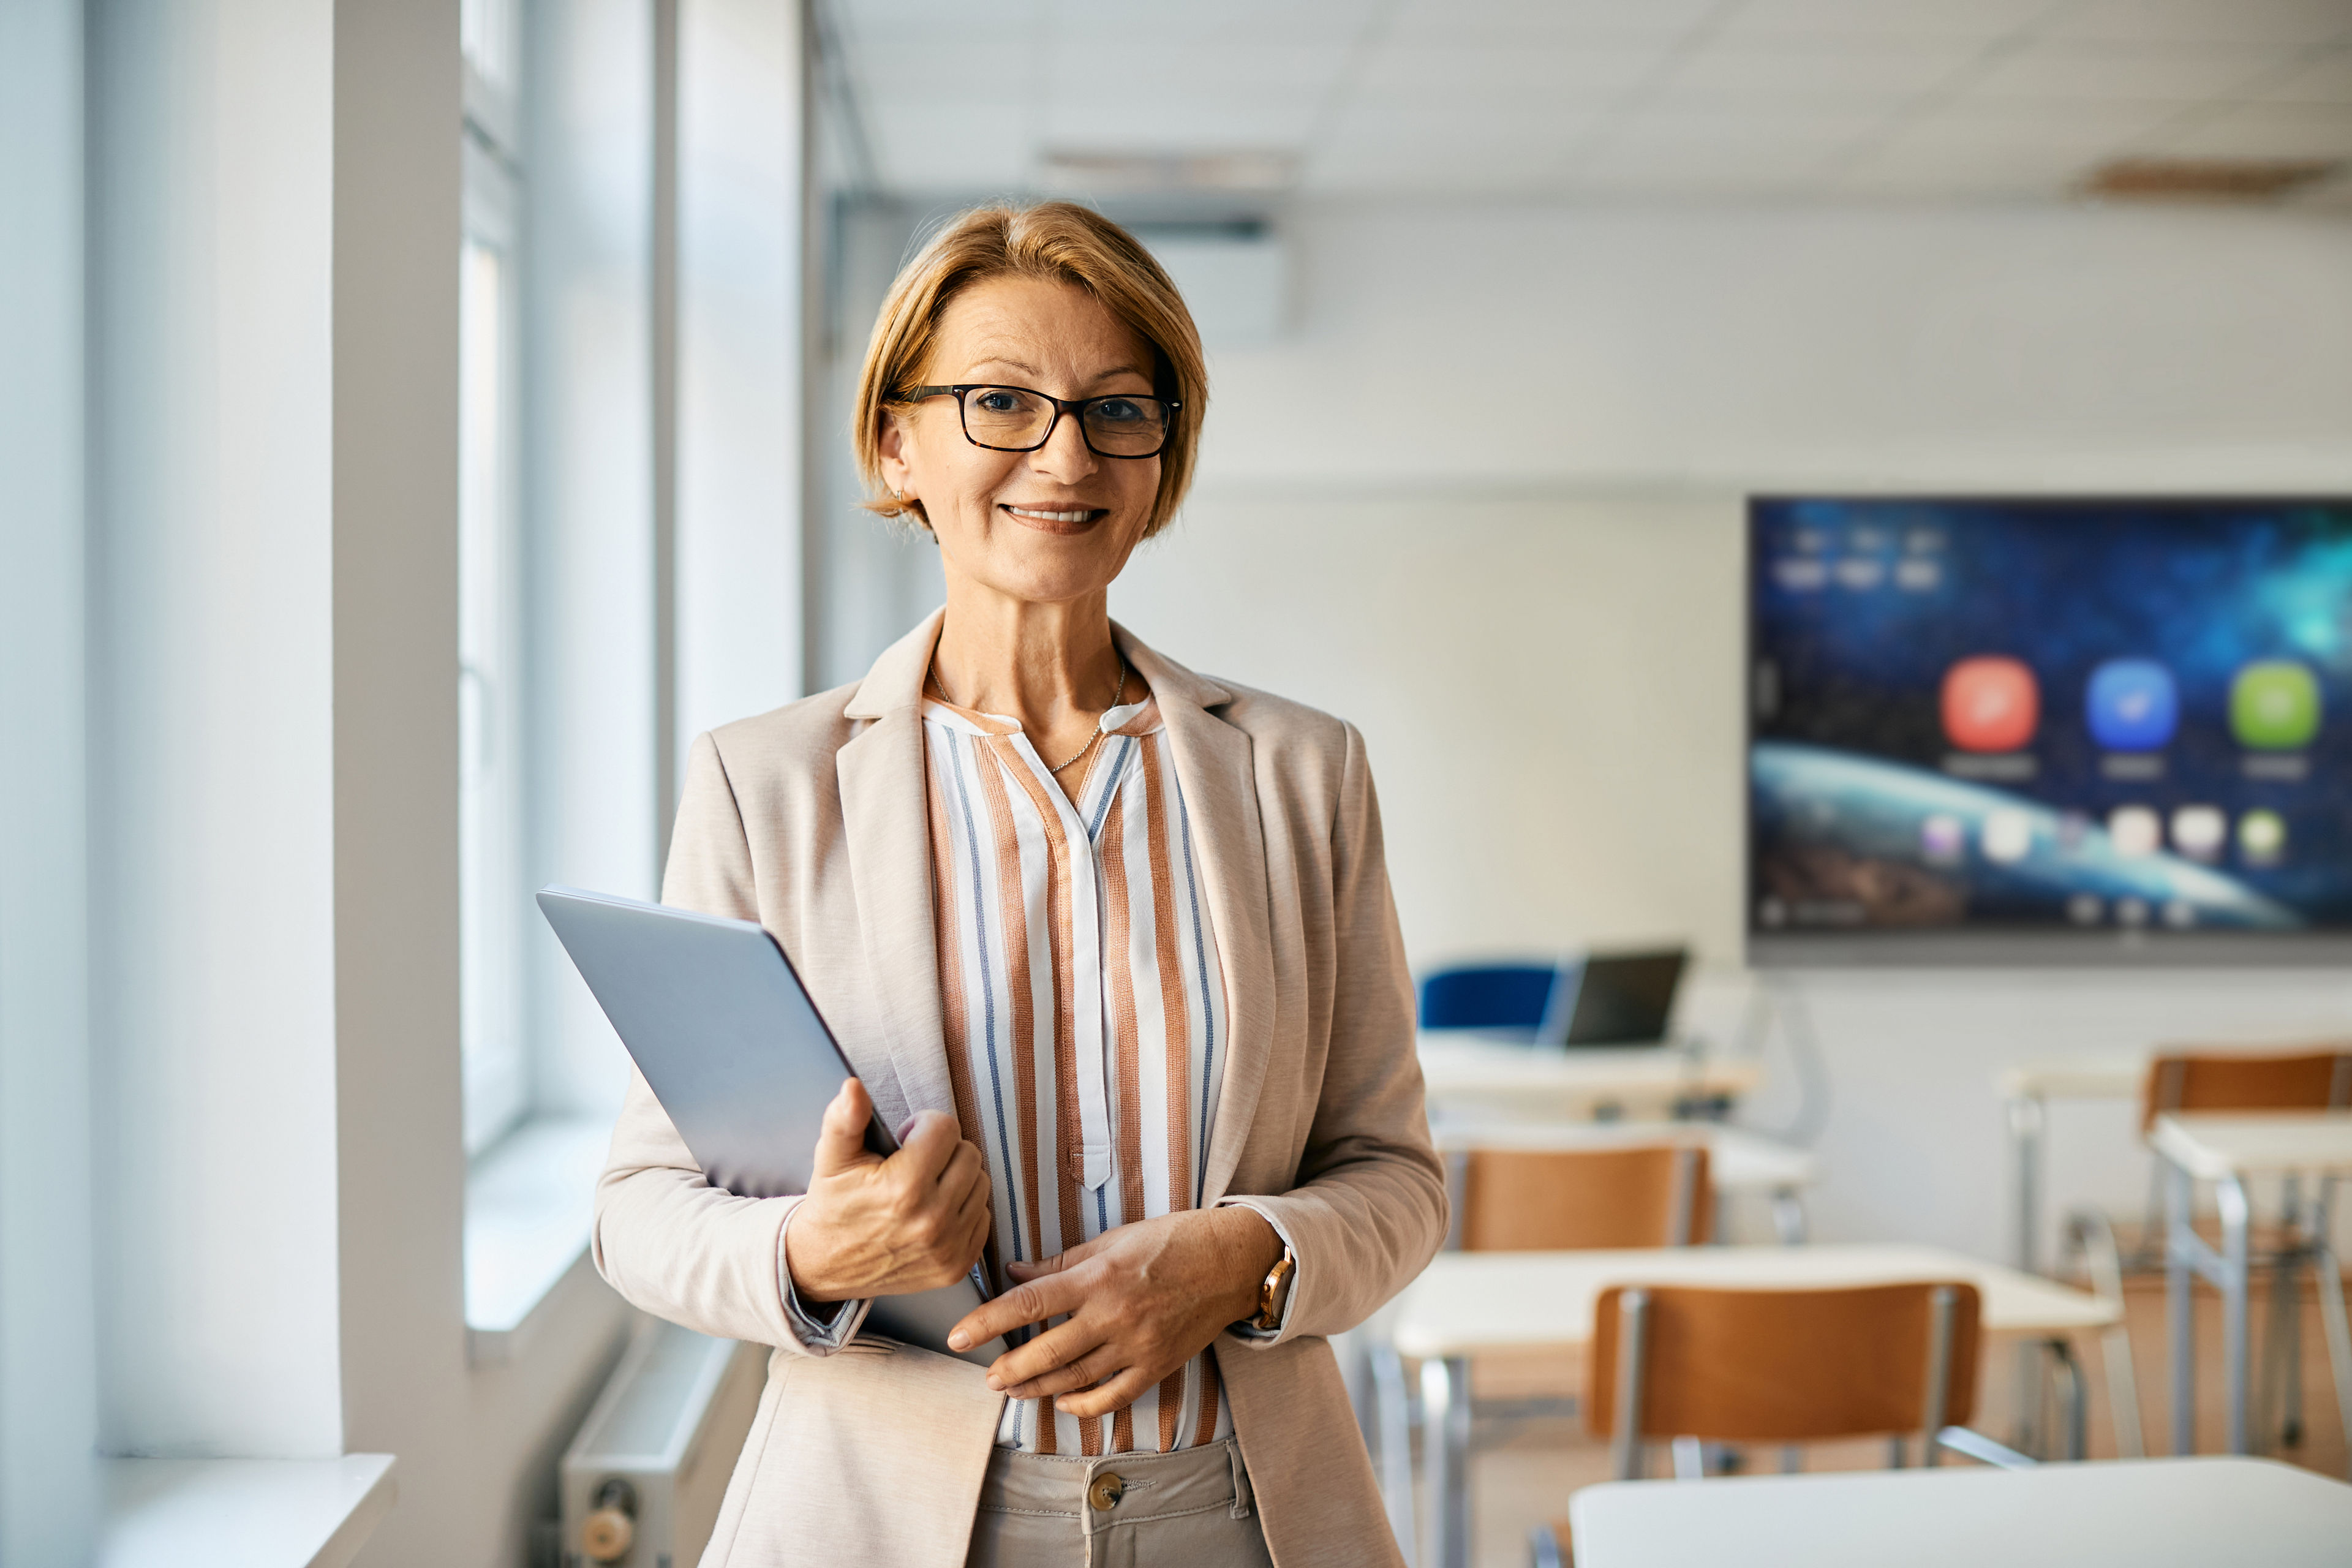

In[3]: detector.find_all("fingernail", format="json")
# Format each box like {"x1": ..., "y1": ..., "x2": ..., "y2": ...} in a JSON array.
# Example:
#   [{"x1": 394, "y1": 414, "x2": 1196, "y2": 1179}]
[
  {"x1": 949, "y1": 1331, "x2": 970, "y2": 1350},
  {"x1": 985, "y1": 1376, "x2": 1003, "y2": 1390}
]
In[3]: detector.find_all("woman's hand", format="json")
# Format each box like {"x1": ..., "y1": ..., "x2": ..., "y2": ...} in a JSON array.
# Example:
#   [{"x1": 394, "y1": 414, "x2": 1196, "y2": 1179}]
[
  {"x1": 945, "y1": 1206, "x2": 1285, "y2": 1418},
  {"x1": 784, "y1": 1079, "x2": 992, "y2": 1302}
]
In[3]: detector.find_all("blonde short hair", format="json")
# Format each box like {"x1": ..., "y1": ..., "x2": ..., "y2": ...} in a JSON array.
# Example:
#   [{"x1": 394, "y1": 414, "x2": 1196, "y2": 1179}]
[{"x1": 853, "y1": 202, "x2": 1207, "y2": 538}]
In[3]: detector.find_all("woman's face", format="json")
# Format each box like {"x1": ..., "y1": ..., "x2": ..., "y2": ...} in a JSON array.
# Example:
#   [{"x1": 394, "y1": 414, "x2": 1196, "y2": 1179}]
[{"x1": 880, "y1": 274, "x2": 1164, "y2": 609}]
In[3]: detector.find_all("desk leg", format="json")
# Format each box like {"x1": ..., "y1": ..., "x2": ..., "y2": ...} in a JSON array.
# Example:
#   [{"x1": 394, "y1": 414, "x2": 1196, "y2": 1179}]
[
  {"x1": 1370, "y1": 1346, "x2": 1415, "y2": 1561},
  {"x1": 2167, "y1": 1156, "x2": 2195, "y2": 1458},
  {"x1": 2046, "y1": 1338, "x2": 2087, "y2": 1462},
  {"x1": 2219, "y1": 1175, "x2": 2252, "y2": 1455},
  {"x1": 2008, "y1": 1092, "x2": 2047, "y2": 1455},
  {"x1": 1420, "y1": 1355, "x2": 1470, "y2": 1568}
]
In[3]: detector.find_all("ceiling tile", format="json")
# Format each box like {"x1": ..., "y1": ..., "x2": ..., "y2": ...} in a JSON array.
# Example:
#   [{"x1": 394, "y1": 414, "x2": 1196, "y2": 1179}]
[
  {"x1": 2158, "y1": 101, "x2": 2352, "y2": 157},
  {"x1": 1044, "y1": 40, "x2": 1352, "y2": 101},
  {"x1": 1354, "y1": 40, "x2": 1670, "y2": 97},
  {"x1": 2259, "y1": 45, "x2": 2352, "y2": 103},
  {"x1": 847, "y1": 39, "x2": 1040, "y2": 99},
  {"x1": 837, "y1": 0, "x2": 1049, "y2": 49},
  {"x1": 1718, "y1": 0, "x2": 2054, "y2": 43},
  {"x1": 1042, "y1": 94, "x2": 1324, "y2": 149},
  {"x1": 2045, "y1": 0, "x2": 2352, "y2": 48},
  {"x1": 1049, "y1": 0, "x2": 1382, "y2": 46},
  {"x1": 1844, "y1": 97, "x2": 2198, "y2": 192},
  {"x1": 1660, "y1": 39, "x2": 1979, "y2": 99},
  {"x1": 865, "y1": 102, "x2": 1037, "y2": 190},
  {"x1": 1385, "y1": 0, "x2": 1722, "y2": 43},
  {"x1": 1967, "y1": 39, "x2": 2296, "y2": 101}
]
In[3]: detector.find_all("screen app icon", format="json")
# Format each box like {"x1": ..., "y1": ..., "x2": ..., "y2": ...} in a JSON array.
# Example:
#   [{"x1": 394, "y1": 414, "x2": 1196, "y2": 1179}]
[
  {"x1": 2086, "y1": 659, "x2": 2178, "y2": 752},
  {"x1": 2108, "y1": 805, "x2": 2160, "y2": 858},
  {"x1": 2239, "y1": 809, "x2": 2286, "y2": 867},
  {"x1": 2231, "y1": 661, "x2": 2320, "y2": 750},
  {"x1": 1981, "y1": 810, "x2": 2032, "y2": 864},
  {"x1": 1941, "y1": 656, "x2": 2039, "y2": 753},
  {"x1": 1920, "y1": 814, "x2": 1964, "y2": 867},
  {"x1": 2171, "y1": 805, "x2": 2225, "y2": 862}
]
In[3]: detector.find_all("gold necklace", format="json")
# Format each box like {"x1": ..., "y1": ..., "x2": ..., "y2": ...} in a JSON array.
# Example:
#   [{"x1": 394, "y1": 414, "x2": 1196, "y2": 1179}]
[{"x1": 930, "y1": 657, "x2": 1129, "y2": 775}]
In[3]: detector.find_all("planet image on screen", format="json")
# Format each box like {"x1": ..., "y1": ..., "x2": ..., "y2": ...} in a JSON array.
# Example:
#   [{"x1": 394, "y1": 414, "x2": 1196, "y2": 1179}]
[{"x1": 1751, "y1": 742, "x2": 2299, "y2": 930}]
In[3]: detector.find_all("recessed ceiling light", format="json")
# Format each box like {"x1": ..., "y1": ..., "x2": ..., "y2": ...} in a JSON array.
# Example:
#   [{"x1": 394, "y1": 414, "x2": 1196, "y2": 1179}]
[
  {"x1": 2081, "y1": 158, "x2": 2343, "y2": 203},
  {"x1": 1039, "y1": 149, "x2": 1297, "y2": 195}
]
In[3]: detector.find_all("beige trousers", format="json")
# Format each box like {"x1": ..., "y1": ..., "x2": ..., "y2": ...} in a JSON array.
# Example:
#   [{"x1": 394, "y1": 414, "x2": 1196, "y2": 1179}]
[{"x1": 962, "y1": 1438, "x2": 1275, "y2": 1568}]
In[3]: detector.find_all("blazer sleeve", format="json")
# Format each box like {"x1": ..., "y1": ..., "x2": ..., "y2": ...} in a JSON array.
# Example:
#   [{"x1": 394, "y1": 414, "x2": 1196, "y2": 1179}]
[
  {"x1": 1221, "y1": 720, "x2": 1447, "y2": 1346},
  {"x1": 589, "y1": 730, "x2": 875, "y2": 1355}
]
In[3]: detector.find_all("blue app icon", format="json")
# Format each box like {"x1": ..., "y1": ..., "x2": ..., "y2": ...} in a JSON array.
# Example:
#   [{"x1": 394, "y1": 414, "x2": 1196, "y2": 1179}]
[{"x1": 2086, "y1": 658, "x2": 2179, "y2": 752}]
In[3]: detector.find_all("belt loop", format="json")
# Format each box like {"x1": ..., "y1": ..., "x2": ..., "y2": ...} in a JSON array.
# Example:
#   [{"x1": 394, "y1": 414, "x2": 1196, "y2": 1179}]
[
  {"x1": 1226, "y1": 1438, "x2": 1254, "y2": 1520},
  {"x1": 1079, "y1": 1460, "x2": 1099, "y2": 1568}
]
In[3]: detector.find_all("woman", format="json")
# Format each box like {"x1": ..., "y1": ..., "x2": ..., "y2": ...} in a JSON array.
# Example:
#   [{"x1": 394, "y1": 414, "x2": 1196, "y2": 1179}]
[{"x1": 594, "y1": 202, "x2": 1444, "y2": 1568}]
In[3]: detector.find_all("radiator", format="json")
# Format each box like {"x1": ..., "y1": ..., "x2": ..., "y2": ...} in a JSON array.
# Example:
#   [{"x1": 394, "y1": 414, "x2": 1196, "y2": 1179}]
[{"x1": 560, "y1": 1319, "x2": 766, "y2": 1568}]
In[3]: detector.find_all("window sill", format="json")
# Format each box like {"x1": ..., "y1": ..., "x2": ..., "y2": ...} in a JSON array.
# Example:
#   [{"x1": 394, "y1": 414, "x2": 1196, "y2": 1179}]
[
  {"x1": 99, "y1": 1454, "x2": 395, "y2": 1568},
  {"x1": 465, "y1": 1112, "x2": 612, "y2": 1364}
]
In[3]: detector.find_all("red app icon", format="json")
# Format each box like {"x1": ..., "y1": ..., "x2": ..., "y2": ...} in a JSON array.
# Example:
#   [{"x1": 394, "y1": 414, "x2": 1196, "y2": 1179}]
[{"x1": 1942, "y1": 656, "x2": 2039, "y2": 753}]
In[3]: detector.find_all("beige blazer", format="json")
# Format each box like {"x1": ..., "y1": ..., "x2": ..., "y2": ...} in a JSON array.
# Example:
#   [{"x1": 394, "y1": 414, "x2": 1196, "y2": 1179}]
[{"x1": 592, "y1": 611, "x2": 1446, "y2": 1568}]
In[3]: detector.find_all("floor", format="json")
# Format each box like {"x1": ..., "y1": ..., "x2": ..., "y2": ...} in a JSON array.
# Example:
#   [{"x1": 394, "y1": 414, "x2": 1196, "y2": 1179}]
[{"x1": 1428, "y1": 1267, "x2": 2350, "y2": 1568}]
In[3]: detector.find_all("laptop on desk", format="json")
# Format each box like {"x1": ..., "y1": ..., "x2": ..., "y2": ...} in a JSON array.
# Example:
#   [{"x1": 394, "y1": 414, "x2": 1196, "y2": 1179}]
[{"x1": 1536, "y1": 948, "x2": 1688, "y2": 1048}]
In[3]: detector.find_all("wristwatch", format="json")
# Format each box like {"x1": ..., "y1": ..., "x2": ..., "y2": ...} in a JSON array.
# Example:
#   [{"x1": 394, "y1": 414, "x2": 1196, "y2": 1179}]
[{"x1": 1249, "y1": 1245, "x2": 1296, "y2": 1332}]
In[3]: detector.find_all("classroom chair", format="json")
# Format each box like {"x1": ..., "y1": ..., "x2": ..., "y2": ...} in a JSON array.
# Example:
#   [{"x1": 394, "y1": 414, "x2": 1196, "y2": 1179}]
[
  {"x1": 1417, "y1": 962, "x2": 1559, "y2": 1036},
  {"x1": 2059, "y1": 1044, "x2": 2352, "y2": 1457},
  {"x1": 1529, "y1": 1280, "x2": 1994, "y2": 1568},
  {"x1": 1456, "y1": 1144, "x2": 1713, "y2": 1251}
]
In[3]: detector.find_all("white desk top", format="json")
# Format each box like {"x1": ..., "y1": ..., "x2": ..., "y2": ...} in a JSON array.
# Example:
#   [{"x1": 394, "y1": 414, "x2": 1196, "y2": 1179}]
[
  {"x1": 2151, "y1": 1110, "x2": 2352, "y2": 1181},
  {"x1": 1569, "y1": 1457, "x2": 2352, "y2": 1568},
  {"x1": 1417, "y1": 1038, "x2": 1760, "y2": 1097},
  {"x1": 1390, "y1": 1244, "x2": 2116, "y2": 1360},
  {"x1": 1994, "y1": 1058, "x2": 2143, "y2": 1101},
  {"x1": 99, "y1": 1455, "x2": 396, "y2": 1568},
  {"x1": 1427, "y1": 1117, "x2": 1819, "y2": 1194}
]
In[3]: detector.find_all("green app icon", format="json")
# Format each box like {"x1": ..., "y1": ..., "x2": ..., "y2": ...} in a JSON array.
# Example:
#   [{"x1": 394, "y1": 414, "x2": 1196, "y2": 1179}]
[{"x1": 2230, "y1": 661, "x2": 2321, "y2": 750}]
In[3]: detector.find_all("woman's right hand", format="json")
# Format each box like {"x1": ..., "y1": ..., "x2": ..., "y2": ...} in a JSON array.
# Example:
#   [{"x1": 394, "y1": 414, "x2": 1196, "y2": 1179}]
[{"x1": 784, "y1": 1078, "x2": 992, "y2": 1302}]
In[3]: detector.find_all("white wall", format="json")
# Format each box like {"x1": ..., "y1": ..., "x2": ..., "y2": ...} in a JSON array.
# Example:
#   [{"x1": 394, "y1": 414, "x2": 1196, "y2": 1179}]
[
  {"x1": 1110, "y1": 198, "x2": 2352, "y2": 1263},
  {"x1": 88, "y1": 0, "x2": 345, "y2": 1458},
  {"x1": 0, "y1": 0, "x2": 102, "y2": 1554}
]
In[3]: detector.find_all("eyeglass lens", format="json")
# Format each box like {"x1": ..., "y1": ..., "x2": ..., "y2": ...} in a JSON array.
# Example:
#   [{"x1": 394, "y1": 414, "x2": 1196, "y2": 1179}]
[{"x1": 960, "y1": 386, "x2": 1169, "y2": 457}]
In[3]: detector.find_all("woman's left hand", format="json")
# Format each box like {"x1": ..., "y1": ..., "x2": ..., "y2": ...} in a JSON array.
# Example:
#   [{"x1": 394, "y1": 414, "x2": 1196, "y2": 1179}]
[{"x1": 946, "y1": 1206, "x2": 1285, "y2": 1418}]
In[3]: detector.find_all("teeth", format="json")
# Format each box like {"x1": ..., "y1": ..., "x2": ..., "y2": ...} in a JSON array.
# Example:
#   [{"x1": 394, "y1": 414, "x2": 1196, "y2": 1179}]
[{"x1": 1008, "y1": 506, "x2": 1094, "y2": 522}]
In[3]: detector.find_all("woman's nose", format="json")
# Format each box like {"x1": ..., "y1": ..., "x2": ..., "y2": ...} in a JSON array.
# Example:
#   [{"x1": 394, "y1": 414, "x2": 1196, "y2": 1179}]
[{"x1": 1028, "y1": 408, "x2": 1099, "y2": 482}]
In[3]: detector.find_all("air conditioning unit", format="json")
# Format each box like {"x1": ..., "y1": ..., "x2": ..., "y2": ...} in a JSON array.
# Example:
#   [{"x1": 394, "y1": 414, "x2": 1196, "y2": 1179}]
[{"x1": 560, "y1": 1319, "x2": 766, "y2": 1568}]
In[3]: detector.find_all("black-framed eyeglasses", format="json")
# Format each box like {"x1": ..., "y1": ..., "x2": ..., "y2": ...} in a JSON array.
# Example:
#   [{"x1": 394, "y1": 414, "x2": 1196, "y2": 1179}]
[{"x1": 899, "y1": 383, "x2": 1178, "y2": 459}]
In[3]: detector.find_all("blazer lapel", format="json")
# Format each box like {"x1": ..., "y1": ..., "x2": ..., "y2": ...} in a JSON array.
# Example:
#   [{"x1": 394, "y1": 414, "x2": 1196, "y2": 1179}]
[
  {"x1": 1117, "y1": 624, "x2": 1275, "y2": 1208},
  {"x1": 834, "y1": 611, "x2": 955, "y2": 1133}
]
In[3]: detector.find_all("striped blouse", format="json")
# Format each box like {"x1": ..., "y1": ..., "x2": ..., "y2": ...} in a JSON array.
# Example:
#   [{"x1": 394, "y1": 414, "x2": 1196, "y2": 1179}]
[{"x1": 922, "y1": 690, "x2": 1238, "y2": 1455}]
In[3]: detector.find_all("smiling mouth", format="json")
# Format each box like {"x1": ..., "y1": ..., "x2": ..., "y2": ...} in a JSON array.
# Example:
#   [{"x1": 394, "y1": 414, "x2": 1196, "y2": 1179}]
[{"x1": 1002, "y1": 503, "x2": 1108, "y2": 526}]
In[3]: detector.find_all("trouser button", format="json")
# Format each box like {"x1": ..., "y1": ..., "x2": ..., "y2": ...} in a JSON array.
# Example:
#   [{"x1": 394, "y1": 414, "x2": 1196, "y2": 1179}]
[{"x1": 1087, "y1": 1471, "x2": 1125, "y2": 1511}]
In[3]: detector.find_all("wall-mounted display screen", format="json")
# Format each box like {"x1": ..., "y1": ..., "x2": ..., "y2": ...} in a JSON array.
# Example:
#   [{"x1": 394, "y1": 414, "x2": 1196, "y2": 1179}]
[{"x1": 1747, "y1": 496, "x2": 2352, "y2": 963}]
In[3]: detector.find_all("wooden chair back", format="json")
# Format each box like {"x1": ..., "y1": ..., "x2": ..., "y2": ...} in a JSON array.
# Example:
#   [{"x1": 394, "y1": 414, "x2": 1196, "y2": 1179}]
[
  {"x1": 2140, "y1": 1046, "x2": 2352, "y2": 1134},
  {"x1": 1585, "y1": 1280, "x2": 1981, "y2": 1452},
  {"x1": 1461, "y1": 1144, "x2": 1711, "y2": 1251}
]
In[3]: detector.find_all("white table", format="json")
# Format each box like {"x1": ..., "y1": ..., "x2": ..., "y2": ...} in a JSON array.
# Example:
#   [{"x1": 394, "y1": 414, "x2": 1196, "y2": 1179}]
[
  {"x1": 1994, "y1": 1058, "x2": 2143, "y2": 1277},
  {"x1": 1418, "y1": 1038, "x2": 1762, "y2": 1123},
  {"x1": 1568, "y1": 1455, "x2": 2352, "y2": 1568},
  {"x1": 1389, "y1": 1245, "x2": 2116, "y2": 1568},
  {"x1": 1427, "y1": 1115, "x2": 1820, "y2": 1244},
  {"x1": 2152, "y1": 1111, "x2": 2352, "y2": 1464}
]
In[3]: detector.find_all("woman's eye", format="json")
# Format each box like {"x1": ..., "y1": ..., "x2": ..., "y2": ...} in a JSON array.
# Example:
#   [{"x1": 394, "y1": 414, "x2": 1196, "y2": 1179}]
[
  {"x1": 1093, "y1": 398, "x2": 1142, "y2": 423},
  {"x1": 974, "y1": 391, "x2": 1020, "y2": 413}
]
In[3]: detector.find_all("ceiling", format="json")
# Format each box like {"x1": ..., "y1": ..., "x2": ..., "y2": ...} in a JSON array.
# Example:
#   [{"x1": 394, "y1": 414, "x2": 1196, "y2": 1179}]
[{"x1": 824, "y1": 0, "x2": 2352, "y2": 205}]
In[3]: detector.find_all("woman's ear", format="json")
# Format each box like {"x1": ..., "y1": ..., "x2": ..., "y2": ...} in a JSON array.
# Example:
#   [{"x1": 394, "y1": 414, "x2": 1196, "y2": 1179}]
[{"x1": 876, "y1": 410, "x2": 916, "y2": 504}]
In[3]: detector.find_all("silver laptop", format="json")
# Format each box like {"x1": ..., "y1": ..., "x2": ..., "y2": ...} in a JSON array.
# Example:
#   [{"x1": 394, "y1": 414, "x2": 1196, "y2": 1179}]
[{"x1": 536, "y1": 884, "x2": 1005, "y2": 1367}]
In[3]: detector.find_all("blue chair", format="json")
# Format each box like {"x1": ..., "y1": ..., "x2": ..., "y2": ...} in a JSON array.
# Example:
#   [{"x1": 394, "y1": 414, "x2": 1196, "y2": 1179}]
[{"x1": 1417, "y1": 963, "x2": 1560, "y2": 1038}]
